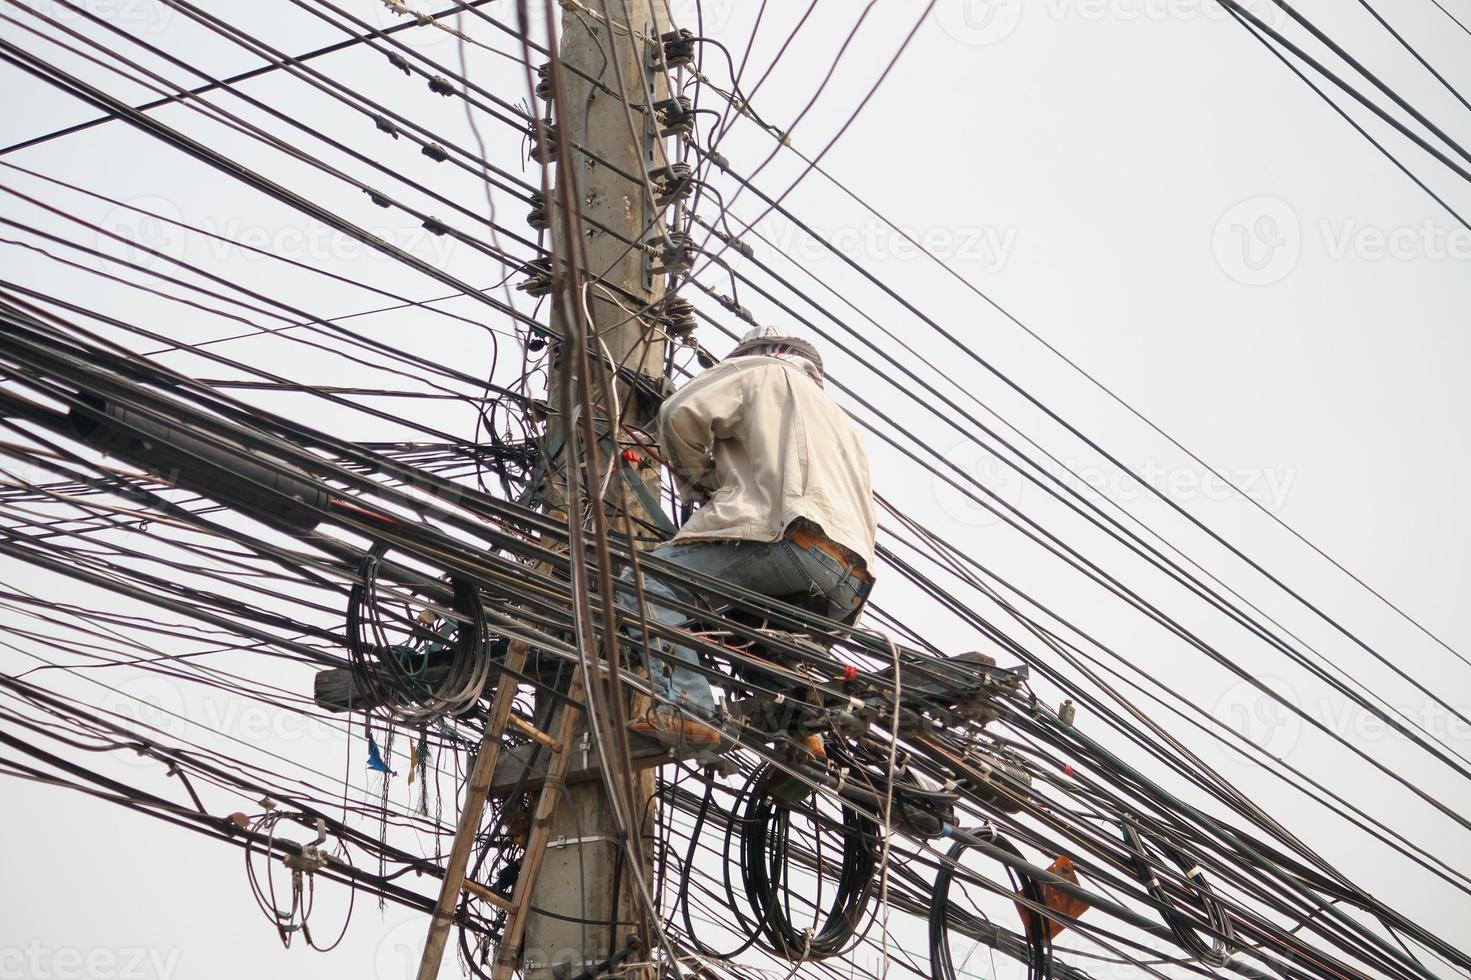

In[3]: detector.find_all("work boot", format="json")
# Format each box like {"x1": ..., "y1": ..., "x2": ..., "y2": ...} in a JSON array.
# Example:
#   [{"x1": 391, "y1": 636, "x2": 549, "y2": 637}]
[
  {"x1": 766, "y1": 733, "x2": 825, "y2": 803},
  {"x1": 629, "y1": 713, "x2": 725, "y2": 754}
]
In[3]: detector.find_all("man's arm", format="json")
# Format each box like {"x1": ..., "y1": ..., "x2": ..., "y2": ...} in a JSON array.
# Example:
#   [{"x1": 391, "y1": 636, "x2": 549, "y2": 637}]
[{"x1": 658, "y1": 367, "x2": 745, "y2": 504}]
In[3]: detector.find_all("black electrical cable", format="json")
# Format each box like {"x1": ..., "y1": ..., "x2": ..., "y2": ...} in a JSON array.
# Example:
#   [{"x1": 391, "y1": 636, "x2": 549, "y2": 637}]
[
  {"x1": 1120, "y1": 817, "x2": 1236, "y2": 968},
  {"x1": 0, "y1": 0, "x2": 498, "y2": 156},
  {"x1": 931, "y1": 829, "x2": 1052, "y2": 980},
  {"x1": 738, "y1": 763, "x2": 878, "y2": 961}
]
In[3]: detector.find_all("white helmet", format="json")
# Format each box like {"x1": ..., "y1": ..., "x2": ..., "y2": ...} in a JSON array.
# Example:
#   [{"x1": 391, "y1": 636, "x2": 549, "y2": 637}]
[{"x1": 727, "y1": 326, "x2": 824, "y2": 385}]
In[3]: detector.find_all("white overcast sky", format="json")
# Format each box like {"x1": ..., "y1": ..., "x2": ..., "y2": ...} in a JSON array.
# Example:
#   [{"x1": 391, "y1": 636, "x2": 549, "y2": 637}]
[{"x1": 2, "y1": 1, "x2": 1470, "y2": 978}]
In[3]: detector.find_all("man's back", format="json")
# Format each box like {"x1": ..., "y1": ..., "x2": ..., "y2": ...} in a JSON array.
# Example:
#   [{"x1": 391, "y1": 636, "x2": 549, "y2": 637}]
[{"x1": 659, "y1": 354, "x2": 876, "y2": 567}]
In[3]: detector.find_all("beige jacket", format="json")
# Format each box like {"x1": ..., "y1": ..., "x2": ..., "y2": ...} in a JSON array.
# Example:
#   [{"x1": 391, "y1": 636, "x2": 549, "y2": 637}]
[{"x1": 658, "y1": 355, "x2": 876, "y2": 567}]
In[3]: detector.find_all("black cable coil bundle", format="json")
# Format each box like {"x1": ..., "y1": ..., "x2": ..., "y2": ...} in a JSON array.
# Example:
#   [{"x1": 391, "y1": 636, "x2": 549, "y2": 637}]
[{"x1": 930, "y1": 829, "x2": 1053, "y2": 980}]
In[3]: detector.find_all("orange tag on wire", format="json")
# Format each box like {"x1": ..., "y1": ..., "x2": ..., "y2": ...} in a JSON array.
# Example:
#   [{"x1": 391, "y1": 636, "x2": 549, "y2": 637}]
[{"x1": 1014, "y1": 855, "x2": 1090, "y2": 940}]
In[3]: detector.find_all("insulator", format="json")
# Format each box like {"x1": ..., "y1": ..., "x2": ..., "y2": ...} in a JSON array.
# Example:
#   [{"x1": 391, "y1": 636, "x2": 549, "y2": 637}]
[
  {"x1": 534, "y1": 63, "x2": 552, "y2": 100},
  {"x1": 421, "y1": 142, "x2": 449, "y2": 163},
  {"x1": 649, "y1": 162, "x2": 693, "y2": 206},
  {"x1": 530, "y1": 123, "x2": 559, "y2": 163},
  {"x1": 660, "y1": 295, "x2": 696, "y2": 338},
  {"x1": 653, "y1": 95, "x2": 694, "y2": 138},
  {"x1": 654, "y1": 28, "x2": 696, "y2": 69},
  {"x1": 717, "y1": 231, "x2": 753, "y2": 259},
  {"x1": 517, "y1": 257, "x2": 553, "y2": 297},
  {"x1": 428, "y1": 75, "x2": 454, "y2": 96},
  {"x1": 650, "y1": 231, "x2": 694, "y2": 277},
  {"x1": 526, "y1": 191, "x2": 547, "y2": 230}
]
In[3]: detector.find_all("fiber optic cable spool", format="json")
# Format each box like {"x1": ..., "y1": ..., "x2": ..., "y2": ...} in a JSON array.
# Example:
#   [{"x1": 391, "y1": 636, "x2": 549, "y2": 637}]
[
  {"x1": 931, "y1": 830, "x2": 1052, "y2": 980},
  {"x1": 343, "y1": 543, "x2": 496, "y2": 719},
  {"x1": 68, "y1": 394, "x2": 329, "y2": 534}
]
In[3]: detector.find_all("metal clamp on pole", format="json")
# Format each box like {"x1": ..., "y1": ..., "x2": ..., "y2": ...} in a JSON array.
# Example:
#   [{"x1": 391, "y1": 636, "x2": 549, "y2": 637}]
[{"x1": 546, "y1": 835, "x2": 618, "y2": 850}]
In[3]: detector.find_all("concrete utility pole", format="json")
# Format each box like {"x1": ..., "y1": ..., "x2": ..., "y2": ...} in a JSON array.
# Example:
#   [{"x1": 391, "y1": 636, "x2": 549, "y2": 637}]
[{"x1": 528, "y1": 3, "x2": 673, "y2": 978}]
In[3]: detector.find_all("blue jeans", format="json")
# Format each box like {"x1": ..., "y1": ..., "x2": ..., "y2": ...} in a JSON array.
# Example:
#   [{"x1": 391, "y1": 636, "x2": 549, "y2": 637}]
[{"x1": 618, "y1": 536, "x2": 870, "y2": 712}]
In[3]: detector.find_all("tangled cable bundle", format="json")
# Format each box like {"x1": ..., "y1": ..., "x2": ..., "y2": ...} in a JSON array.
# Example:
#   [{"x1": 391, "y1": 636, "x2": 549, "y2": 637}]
[
  {"x1": 737, "y1": 763, "x2": 879, "y2": 961},
  {"x1": 1121, "y1": 818, "x2": 1237, "y2": 966},
  {"x1": 243, "y1": 808, "x2": 353, "y2": 952},
  {"x1": 930, "y1": 829, "x2": 1052, "y2": 980},
  {"x1": 346, "y1": 543, "x2": 493, "y2": 719}
]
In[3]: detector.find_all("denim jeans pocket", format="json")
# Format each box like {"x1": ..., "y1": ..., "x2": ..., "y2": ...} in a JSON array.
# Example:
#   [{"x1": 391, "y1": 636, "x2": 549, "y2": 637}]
[{"x1": 783, "y1": 540, "x2": 845, "y2": 589}]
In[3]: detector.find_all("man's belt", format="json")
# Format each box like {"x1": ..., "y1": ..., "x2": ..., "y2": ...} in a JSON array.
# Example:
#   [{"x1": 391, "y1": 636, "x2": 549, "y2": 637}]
[{"x1": 787, "y1": 522, "x2": 873, "y2": 584}]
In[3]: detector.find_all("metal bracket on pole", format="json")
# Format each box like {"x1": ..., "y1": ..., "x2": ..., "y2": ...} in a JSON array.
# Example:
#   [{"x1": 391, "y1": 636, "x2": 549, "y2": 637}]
[{"x1": 546, "y1": 834, "x2": 617, "y2": 850}]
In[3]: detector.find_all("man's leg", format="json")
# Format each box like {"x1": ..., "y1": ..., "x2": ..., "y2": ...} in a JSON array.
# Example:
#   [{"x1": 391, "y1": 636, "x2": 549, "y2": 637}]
[
  {"x1": 620, "y1": 538, "x2": 816, "y2": 714},
  {"x1": 625, "y1": 567, "x2": 715, "y2": 712}
]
